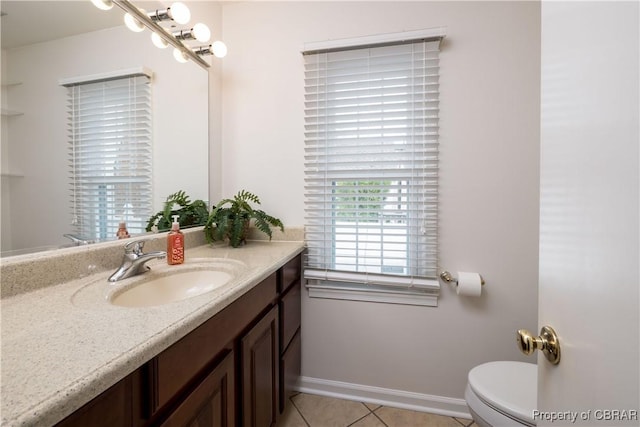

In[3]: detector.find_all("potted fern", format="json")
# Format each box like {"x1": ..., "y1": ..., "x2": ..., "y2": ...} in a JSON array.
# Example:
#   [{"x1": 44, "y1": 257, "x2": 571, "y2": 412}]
[
  {"x1": 146, "y1": 190, "x2": 209, "y2": 232},
  {"x1": 204, "y1": 190, "x2": 284, "y2": 247}
]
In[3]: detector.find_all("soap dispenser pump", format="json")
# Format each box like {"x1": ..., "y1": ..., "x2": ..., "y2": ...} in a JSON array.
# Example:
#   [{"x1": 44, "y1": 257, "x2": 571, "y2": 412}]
[{"x1": 167, "y1": 215, "x2": 184, "y2": 265}]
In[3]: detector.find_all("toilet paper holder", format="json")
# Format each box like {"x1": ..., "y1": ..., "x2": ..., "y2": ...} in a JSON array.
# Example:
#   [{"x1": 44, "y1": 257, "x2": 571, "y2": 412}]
[{"x1": 440, "y1": 270, "x2": 485, "y2": 286}]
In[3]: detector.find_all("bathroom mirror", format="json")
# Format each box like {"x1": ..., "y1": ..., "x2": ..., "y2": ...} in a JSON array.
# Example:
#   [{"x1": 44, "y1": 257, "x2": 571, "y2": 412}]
[{"x1": 1, "y1": 1, "x2": 210, "y2": 256}]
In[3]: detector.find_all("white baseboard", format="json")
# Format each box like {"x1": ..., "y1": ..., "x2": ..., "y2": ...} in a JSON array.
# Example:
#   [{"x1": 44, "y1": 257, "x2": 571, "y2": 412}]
[{"x1": 296, "y1": 376, "x2": 472, "y2": 420}]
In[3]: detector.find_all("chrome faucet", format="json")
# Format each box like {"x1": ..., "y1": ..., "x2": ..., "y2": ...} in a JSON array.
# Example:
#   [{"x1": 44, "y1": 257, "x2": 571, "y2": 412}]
[
  {"x1": 108, "y1": 239, "x2": 166, "y2": 282},
  {"x1": 63, "y1": 233, "x2": 95, "y2": 245}
]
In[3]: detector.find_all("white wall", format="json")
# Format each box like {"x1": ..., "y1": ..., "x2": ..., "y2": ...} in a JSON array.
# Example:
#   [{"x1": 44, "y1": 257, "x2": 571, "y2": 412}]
[
  {"x1": 220, "y1": 1, "x2": 540, "y2": 412},
  {"x1": 2, "y1": 23, "x2": 209, "y2": 252}
]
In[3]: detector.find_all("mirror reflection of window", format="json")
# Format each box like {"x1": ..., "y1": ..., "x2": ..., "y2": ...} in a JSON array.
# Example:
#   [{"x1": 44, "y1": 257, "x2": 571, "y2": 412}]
[{"x1": 64, "y1": 72, "x2": 153, "y2": 241}]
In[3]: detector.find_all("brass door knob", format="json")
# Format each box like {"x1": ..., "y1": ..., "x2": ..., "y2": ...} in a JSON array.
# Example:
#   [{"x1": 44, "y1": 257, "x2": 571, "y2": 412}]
[{"x1": 516, "y1": 326, "x2": 561, "y2": 365}]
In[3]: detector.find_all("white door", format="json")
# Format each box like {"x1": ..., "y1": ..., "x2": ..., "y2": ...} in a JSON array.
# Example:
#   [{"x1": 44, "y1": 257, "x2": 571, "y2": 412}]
[{"x1": 538, "y1": 2, "x2": 639, "y2": 426}]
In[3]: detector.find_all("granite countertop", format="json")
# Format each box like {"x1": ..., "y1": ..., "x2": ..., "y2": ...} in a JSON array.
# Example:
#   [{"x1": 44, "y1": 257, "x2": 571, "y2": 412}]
[{"x1": 0, "y1": 240, "x2": 305, "y2": 427}]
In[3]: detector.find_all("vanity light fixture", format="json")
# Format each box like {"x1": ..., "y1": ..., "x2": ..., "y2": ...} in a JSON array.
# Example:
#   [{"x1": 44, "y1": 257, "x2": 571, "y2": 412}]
[
  {"x1": 193, "y1": 41, "x2": 227, "y2": 58},
  {"x1": 147, "y1": 2, "x2": 190, "y2": 25},
  {"x1": 90, "y1": 0, "x2": 113, "y2": 11},
  {"x1": 92, "y1": 0, "x2": 224, "y2": 69},
  {"x1": 173, "y1": 23, "x2": 211, "y2": 43},
  {"x1": 151, "y1": 31, "x2": 169, "y2": 49},
  {"x1": 211, "y1": 41, "x2": 228, "y2": 58},
  {"x1": 193, "y1": 45, "x2": 213, "y2": 56},
  {"x1": 173, "y1": 48, "x2": 189, "y2": 63},
  {"x1": 124, "y1": 11, "x2": 145, "y2": 32}
]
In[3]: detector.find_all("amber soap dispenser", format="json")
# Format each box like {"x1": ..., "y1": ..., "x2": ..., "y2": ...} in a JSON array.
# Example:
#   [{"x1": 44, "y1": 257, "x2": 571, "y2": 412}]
[{"x1": 167, "y1": 215, "x2": 184, "y2": 265}]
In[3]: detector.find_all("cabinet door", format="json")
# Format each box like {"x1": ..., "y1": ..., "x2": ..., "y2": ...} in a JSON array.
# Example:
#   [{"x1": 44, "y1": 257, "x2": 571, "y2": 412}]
[
  {"x1": 241, "y1": 306, "x2": 279, "y2": 427},
  {"x1": 280, "y1": 329, "x2": 301, "y2": 413},
  {"x1": 160, "y1": 351, "x2": 235, "y2": 427}
]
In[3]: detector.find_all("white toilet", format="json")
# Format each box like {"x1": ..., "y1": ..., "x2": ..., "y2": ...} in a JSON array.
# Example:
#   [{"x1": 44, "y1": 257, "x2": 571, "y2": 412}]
[{"x1": 465, "y1": 361, "x2": 537, "y2": 427}]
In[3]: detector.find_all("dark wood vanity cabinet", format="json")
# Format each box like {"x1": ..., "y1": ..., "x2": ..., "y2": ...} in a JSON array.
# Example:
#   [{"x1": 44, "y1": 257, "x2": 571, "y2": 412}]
[
  {"x1": 55, "y1": 253, "x2": 302, "y2": 427},
  {"x1": 277, "y1": 256, "x2": 302, "y2": 413}
]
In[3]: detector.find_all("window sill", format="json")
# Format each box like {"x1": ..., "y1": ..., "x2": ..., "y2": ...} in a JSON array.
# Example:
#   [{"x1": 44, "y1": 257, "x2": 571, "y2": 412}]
[{"x1": 305, "y1": 281, "x2": 439, "y2": 307}]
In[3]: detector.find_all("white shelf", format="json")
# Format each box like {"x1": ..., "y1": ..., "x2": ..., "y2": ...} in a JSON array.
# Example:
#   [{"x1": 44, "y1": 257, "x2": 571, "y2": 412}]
[
  {"x1": 1, "y1": 107, "x2": 24, "y2": 117},
  {"x1": 1, "y1": 172, "x2": 25, "y2": 178},
  {"x1": 2, "y1": 82, "x2": 24, "y2": 116}
]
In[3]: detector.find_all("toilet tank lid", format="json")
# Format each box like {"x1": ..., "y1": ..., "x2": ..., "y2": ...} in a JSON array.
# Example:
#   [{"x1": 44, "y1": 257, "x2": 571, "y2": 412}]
[{"x1": 468, "y1": 361, "x2": 537, "y2": 423}]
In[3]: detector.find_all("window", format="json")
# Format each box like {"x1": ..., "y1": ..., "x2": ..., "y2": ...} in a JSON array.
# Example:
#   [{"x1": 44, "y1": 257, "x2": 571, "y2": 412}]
[
  {"x1": 63, "y1": 70, "x2": 152, "y2": 241},
  {"x1": 303, "y1": 30, "x2": 443, "y2": 305}
]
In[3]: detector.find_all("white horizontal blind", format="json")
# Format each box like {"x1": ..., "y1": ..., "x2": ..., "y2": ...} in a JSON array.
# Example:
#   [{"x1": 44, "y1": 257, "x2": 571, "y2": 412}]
[
  {"x1": 304, "y1": 39, "x2": 440, "y2": 284},
  {"x1": 67, "y1": 75, "x2": 152, "y2": 241}
]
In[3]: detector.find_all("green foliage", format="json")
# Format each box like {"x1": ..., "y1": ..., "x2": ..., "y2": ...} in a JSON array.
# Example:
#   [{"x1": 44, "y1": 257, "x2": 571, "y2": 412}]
[
  {"x1": 146, "y1": 190, "x2": 209, "y2": 232},
  {"x1": 204, "y1": 190, "x2": 284, "y2": 248},
  {"x1": 333, "y1": 181, "x2": 390, "y2": 220}
]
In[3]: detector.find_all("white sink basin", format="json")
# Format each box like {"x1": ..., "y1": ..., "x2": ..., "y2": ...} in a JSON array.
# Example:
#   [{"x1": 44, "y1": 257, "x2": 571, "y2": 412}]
[
  {"x1": 109, "y1": 269, "x2": 233, "y2": 308},
  {"x1": 70, "y1": 258, "x2": 247, "y2": 309}
]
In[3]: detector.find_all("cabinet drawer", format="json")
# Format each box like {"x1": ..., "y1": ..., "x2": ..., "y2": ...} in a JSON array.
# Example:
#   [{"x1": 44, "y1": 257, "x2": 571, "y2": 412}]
[
  {"x1": 154, "y1": 273, "x2": 277, "y2": 412},
  {"x1": 279, "y1": 280, "x2": 301, "y2": 352},
  {"x1": 278, "y1": 254, "x2": 301, "y2": 293},
  {"x1": 279, "y1": 329, "x2": 301, "y2": 413},
  {"x1": 56, "y1": 369, "x2": 142, "y2": 427}
]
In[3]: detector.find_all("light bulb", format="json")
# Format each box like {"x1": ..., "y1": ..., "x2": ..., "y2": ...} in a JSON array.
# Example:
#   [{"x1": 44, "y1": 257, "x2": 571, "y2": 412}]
[
  {"x1": 192, "y1": 23, "x2": 211, "y2": 43},
  {"x1": 124, "y1": 12, "x2": 145, "y2": 32},
  {"x1": 151, "y1": 32, "x2": 168, "y2": 49},
  {"x1": 212, "y1": 41, "x2": 227, "y2": 58},
  {"x1": 173, "y1": 48, "x2": 189, "y2": 63},
  {"x1": 90, "y1": 0, "x2": 113, "y2": 10},
  {"x1": 169, "y1": 2, "x2": 190, "y2": 25}
]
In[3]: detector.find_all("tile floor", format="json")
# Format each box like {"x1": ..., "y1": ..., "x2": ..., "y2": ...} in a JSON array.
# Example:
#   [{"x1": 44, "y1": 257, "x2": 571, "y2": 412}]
[{"x1": 277, "y1": 392, "x2": 477, "y2": 427}]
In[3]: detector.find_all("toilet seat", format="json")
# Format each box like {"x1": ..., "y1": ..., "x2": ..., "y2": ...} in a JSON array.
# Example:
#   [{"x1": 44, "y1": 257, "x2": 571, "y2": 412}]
[{"x1": 466, "y1": 361, "x2": 537, "y2": 426}]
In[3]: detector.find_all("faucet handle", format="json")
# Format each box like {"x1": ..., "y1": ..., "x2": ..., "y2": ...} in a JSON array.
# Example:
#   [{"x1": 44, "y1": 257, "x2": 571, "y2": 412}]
[{"x1": 124, "y1": 239, "x2": 145, "y2": 255}]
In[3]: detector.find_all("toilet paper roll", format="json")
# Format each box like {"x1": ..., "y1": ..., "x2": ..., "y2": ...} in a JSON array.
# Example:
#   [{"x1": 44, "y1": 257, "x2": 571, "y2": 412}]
[{"x1": 456, "y1": 271, "x2": 482, "y2": 297}]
